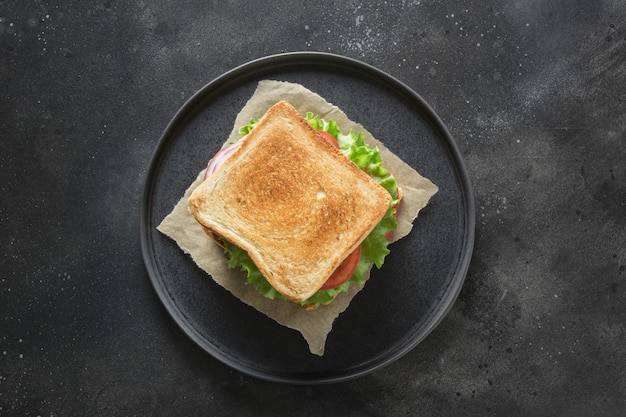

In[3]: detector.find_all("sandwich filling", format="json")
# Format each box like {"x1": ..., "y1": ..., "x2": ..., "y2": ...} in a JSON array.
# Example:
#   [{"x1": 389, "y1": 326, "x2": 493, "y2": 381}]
[{"x1": 204, "y1": 111, "x2": 401, "y2": 309}]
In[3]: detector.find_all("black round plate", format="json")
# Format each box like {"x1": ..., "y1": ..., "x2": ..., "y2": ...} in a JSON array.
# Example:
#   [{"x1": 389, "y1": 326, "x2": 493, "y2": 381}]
[{"x1": 140, "y1": 52, "x2": 475, "y2": 384}]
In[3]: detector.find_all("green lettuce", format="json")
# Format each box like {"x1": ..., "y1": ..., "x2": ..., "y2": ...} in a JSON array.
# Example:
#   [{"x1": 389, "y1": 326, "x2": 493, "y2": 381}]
[{"x1": 222, "y1": 113, "x2": 400, "y2": 308}]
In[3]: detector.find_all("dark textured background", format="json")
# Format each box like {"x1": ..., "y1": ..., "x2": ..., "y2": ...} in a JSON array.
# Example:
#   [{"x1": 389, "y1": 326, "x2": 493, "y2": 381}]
[{"x1": 1, "y1": 1, "x2": 625, "y2": 416}]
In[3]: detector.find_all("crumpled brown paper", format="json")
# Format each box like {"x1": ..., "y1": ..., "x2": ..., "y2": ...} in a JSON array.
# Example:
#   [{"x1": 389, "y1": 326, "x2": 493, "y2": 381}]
[{"x1": 157, "y1": 80, "x2": 438, "y2": 355}]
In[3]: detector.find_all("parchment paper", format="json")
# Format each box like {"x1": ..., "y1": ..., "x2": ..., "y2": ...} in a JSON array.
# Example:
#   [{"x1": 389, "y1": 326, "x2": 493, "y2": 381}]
[{"x1": 157, "y1": 80, "x2": 438, "y2": 355}]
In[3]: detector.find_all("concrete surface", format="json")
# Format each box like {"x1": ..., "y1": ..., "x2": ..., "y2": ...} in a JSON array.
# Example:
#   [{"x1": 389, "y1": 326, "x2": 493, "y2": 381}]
[{"x1": 1, "y1": 0, "x2": 624, "y2": 415}]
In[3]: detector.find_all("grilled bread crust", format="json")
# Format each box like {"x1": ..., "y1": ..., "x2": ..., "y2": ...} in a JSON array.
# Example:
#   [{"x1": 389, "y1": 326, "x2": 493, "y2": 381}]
[{"x1": 188, "y1": 101, "x2": 391, "y2": 302}]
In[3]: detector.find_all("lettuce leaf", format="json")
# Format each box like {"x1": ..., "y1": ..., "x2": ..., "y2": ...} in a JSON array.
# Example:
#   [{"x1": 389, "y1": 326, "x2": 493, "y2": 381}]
[
  {"x1": 222, "y1": 113, "x2": 400, "y2": 308},
  {"x1": 238, "y1": 119, "x2": 258, "y2": 137}
]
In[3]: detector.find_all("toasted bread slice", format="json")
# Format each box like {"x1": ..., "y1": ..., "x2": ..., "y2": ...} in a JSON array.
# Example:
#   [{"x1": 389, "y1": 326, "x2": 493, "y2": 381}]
[{"x1": 188, "y1": 101, "x2": 392, "y2": 302}]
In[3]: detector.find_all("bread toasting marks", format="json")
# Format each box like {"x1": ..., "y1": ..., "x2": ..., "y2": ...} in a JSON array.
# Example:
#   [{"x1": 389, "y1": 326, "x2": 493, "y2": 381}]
[{"x1": 188, "y1": 101, "x2": 392, "y2": 303}]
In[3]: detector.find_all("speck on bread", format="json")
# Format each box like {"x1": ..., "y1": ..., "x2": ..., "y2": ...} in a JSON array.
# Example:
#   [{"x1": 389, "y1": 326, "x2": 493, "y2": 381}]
[{"x1": 188, "y1": 101, "x2": 392, "y2": 303}]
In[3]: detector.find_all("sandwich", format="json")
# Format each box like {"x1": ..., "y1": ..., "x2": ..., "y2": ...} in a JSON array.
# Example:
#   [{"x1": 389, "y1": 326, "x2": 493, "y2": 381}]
[{"x1": 188, "y1": 101, "x2": 401, "y2": 310}]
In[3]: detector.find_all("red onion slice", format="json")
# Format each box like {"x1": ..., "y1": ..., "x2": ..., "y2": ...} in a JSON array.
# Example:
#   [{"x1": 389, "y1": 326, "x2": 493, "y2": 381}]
[{"x1": 204, "y1": 140, "x2": 244, "y2": 179}]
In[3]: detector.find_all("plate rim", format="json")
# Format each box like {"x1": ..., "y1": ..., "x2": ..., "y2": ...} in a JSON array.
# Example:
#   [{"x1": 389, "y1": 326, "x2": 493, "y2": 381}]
[{"x1": 140, "y1": 51, "x2": 475, "y2": 384}]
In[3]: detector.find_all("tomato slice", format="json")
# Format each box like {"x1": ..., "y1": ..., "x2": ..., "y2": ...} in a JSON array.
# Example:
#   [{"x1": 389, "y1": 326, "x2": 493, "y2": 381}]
[
  {"x1": 320, "y1": 246, "x2": 362, "y2": 290},
  {"x1": 316, "y1": 130, "x2": 340, "y2": 149}
]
